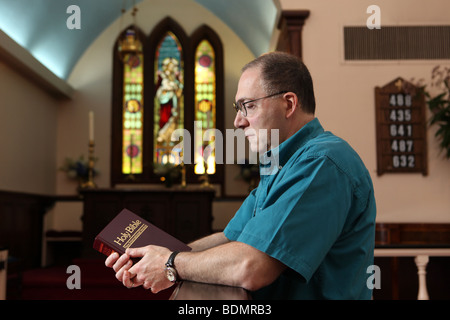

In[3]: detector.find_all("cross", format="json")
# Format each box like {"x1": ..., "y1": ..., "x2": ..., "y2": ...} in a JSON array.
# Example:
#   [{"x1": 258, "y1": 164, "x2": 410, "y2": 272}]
[{"x1": 395, "y1": 79, "x2": 403, "y2": 91}]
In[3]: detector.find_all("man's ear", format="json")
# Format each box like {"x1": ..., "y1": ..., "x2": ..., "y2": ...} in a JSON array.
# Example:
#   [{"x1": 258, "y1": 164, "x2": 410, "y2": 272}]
[{"x1": 284, "y1": 92, "x2": 299, "y2": 119}]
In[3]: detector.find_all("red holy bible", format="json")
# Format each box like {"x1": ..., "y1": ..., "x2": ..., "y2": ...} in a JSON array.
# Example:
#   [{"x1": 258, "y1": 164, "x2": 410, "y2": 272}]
[{"x1": 93, "y1": 208, "x2": 191, "y2": 257}]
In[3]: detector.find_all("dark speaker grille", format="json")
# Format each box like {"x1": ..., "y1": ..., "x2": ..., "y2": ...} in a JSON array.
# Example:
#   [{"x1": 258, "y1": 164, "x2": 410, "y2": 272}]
[{"x1": 344, "y1": 26, "x2": 450, "y2": 60}]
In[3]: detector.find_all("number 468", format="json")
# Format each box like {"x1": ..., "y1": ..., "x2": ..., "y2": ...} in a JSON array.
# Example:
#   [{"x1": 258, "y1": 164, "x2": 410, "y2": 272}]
[{"x1": 389, "y1": 94, "x2": 412, "y2": 107}]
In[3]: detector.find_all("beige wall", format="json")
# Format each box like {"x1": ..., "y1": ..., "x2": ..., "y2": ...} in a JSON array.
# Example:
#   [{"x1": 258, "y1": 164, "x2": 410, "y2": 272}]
[
  {"x1": 282, "y1": 0, "x2": 450, "y2": 223},
  {"x1": 1, "y1": 0, "x2": 449, "y2": 232},
  {"x1": 58, "y1": 0, "x2": 254, "y2": 197},
  {"x1": 52, "y1": 0, "x2": 255, "y2": 231},
  {"x1": 0, "y1": 60, "x2": 58, "y2": 195}
]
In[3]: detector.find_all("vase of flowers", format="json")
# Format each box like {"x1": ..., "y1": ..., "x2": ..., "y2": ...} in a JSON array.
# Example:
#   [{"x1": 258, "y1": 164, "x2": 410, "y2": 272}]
[{"x1": 60, "y1": 155, "x2": 98, "y2": 190}]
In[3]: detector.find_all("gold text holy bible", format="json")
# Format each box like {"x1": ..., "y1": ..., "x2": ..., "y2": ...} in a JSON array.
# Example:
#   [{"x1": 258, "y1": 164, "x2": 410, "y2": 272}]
[{"x1": 93, "y1": 208, "x2": 191, "y2": 257}]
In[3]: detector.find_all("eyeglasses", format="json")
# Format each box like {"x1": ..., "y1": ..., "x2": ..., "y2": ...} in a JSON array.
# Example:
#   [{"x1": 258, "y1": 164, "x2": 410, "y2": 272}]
[{"x1": 233, "y1": 91, "x2": 287, "y2": 117}]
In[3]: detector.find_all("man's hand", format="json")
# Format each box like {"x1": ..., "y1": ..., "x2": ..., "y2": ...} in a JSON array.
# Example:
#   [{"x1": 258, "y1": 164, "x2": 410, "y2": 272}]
[
  {"x1": 105, "y1": 251, "x2": 134, "y2": 286},
  {"x1": 105, "y1": 245, "x2": 175, "y2": 293},
  {"x1": 105, "y1": 236, "x2": 286, "y2": 293}
]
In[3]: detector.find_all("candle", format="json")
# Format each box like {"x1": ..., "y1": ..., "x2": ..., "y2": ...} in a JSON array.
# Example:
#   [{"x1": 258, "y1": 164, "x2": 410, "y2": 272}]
[{"x1": 89, "y1": 111, "x2": 94, "y2": 142}]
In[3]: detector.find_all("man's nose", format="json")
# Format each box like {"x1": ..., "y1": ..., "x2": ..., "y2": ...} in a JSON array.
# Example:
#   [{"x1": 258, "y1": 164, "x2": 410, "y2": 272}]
[{"x1": 234, "y1": 111, "x2": 248, "y2": 129}]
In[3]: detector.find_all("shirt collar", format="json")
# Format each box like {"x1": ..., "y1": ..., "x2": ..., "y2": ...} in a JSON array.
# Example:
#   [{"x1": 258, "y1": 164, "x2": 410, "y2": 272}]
[{"x1": 260, "y1": 118, "x2": 324, "y2": 175}]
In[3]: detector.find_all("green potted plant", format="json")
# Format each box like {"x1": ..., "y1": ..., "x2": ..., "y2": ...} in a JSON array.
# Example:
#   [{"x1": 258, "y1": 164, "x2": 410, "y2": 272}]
[{"x1": 423, "y1": 66, "x2": 450, "y2": 159}]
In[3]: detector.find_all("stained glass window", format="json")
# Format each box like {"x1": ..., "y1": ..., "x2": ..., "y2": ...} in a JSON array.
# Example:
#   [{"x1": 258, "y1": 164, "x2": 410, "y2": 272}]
[
  {"x1": 112, "y1": 20, "x2": 223, "y2": 186},
  {"x1": 194, "y1": 40, "x2": 216, "y2": 174},
  {"x1": 153, "y1": 31, "x2": 184, "y2": 166},
  {"x1": 122, "y1": 52, "x2": 144, "y2": 174}
]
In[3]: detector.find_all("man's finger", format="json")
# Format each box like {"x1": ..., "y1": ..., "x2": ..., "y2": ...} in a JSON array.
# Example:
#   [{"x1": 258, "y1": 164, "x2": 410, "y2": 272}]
[
  {"x1": 115, "y1": 260, "x2": 133, "y2": 282},
  {"x1": 126, "y1": 246, "x2": 148, "y2": 258},
  {"x1": 112, "y1": 253, "x2": 131, "y2": 272},
  {"x1": 123, "y1": 270, "x2": 139, "y2": 288},
  {"x1": 105, "y1": 252, "x2": 119, "y2": 268}
]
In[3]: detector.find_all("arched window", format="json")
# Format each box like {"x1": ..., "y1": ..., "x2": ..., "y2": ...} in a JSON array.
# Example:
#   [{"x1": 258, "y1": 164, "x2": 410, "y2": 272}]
[
  {"x1": 194, "y1": 39, "x2": 216, "y2": 175},
  {"x1": 190, "y1": 25, "x2": 224, "y2": 185},
  {"x1": 153, "y1": 31, "x2": 184, "y2": 166},
  {"x1": 111, "y1": 19, "x2": 223, "y2": 187},
  {"x1": 111, "y1": 25, "x2": 146, "y2": 184},
  {"x1": 122, "y1": 51, "x2": 144, "y2": 175}
]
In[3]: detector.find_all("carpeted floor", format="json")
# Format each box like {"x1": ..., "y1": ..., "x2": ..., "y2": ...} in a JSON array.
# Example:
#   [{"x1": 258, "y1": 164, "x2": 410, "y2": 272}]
[{"x1": 19, "y1": 258, "x2": 174, "y2": 300}]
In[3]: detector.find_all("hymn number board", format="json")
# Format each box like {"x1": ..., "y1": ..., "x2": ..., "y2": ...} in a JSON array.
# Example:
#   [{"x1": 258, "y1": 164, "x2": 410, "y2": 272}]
[{"x1": 375, "y1": 77, "x2": 428, "y2": 176}]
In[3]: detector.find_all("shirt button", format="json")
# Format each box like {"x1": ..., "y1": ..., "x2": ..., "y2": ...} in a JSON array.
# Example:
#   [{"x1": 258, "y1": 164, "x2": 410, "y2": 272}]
[{"x1": 278, "y1": 165, "x2": 283, "y2": 170}]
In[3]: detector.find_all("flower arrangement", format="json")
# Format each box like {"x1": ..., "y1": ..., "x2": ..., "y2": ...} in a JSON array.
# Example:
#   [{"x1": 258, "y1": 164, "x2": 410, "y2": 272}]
[{"x1": 60, "y1": 155, "x2": 98, "y2": 184}]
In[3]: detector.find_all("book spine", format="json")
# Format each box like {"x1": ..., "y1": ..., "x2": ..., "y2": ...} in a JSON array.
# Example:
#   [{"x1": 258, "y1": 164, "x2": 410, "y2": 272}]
[{"x1": 93, "y1": 237, "x2": 124, "y2": 257}]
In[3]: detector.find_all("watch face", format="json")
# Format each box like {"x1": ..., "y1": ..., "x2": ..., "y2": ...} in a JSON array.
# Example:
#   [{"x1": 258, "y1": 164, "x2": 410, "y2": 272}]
[{"x1": 165, "y1": 267, "x2": 177, "y2": 282}]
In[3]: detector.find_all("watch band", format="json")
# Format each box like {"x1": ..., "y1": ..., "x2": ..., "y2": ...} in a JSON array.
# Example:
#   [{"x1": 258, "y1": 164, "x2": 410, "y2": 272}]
[
  {"x1": 165, "y1": 251, "x2": 180, "y2": 283},
  {"x1": 166, "y1": 251, "x2": 179, "y2": 268}
]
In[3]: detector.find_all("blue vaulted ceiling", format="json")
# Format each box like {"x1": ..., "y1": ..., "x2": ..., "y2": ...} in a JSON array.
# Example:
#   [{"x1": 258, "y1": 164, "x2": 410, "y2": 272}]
[{"x1": 0, "y1": 0, "x2": 279, "y2": 80}]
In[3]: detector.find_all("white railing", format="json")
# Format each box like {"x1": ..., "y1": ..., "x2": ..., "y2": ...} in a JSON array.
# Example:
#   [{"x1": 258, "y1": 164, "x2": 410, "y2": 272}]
[{"x1": 374, "y1": 248, "x2": 450, "y2": 300}]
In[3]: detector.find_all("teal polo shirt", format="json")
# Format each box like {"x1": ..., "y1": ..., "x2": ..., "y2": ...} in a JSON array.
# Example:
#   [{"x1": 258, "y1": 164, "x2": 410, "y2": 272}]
[{"x1": 224, "y1": 118, "x2": 376, "y2": 300}]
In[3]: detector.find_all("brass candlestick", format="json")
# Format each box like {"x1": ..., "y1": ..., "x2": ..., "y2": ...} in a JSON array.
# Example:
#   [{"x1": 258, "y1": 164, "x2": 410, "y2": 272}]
[
  {"x1": 180, "y1": 151, "x2": 187, "y2": 188},
  {"x1": 180, "y1": 164, "x2": 187, "y2": 188},
  {"x1": 81, "y1": 140, "x2": 97, "y2": 189},
  {"x1": 199, "y1": 173, "x2": 211, "y2": 188},
  {"x1": 199, "y1": 160, "x2": 212, "y2": 188}
]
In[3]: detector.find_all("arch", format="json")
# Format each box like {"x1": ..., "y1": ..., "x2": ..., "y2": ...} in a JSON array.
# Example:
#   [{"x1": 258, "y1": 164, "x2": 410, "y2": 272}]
[{"x1": 110, "y1": 19, "x2": 224, "y2": 188}]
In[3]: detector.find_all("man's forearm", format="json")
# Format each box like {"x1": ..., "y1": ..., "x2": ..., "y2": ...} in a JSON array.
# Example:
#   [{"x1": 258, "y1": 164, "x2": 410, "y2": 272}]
[
  {"x1": 187, "y1": 232, "x2": 230, "y2": 251},
  {"x1": 174, "y1": 240, "x2": 286, "y2": 291}
]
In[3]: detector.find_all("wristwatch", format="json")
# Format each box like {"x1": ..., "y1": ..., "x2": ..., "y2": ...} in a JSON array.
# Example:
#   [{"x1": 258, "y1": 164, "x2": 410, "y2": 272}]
[{"x1": 164, "y1": 251, "x2": 180, "y2": 282}]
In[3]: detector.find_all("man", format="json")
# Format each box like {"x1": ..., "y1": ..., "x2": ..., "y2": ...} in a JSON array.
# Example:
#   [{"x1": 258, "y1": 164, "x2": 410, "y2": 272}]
[{"x1": 105, "y1": 52, "x2": 376, "y2": 299}]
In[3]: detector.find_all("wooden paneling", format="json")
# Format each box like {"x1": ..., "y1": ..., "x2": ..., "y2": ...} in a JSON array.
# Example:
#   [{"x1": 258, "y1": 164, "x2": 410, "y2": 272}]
[
  {"x1": 376, "y1": 223, "x2": 450, "y2": 246},
  {"x1": 0, "y1": 191, "x2": 53, "y2": 270},
  {"x1": 276, "y1": 10, "x2": 310, "y2": 59},
  {"x1": 80, "y1": 188, "x2": 215, "y2": 258}
]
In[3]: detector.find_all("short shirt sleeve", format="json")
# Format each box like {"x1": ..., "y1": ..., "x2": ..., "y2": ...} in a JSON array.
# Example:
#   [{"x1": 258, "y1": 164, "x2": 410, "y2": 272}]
[{"x1": 224, "y1": 155, "x2": 353, "y2": 282}]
